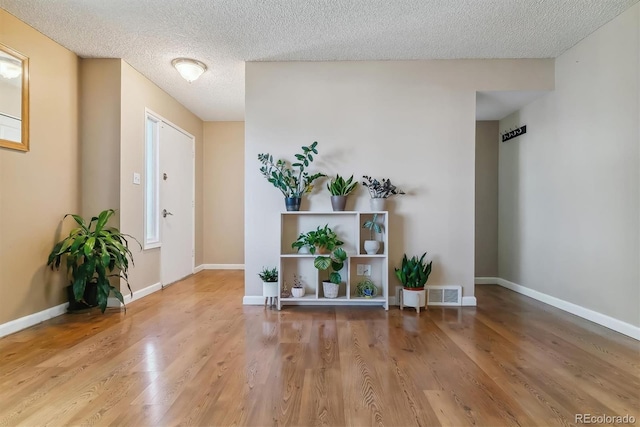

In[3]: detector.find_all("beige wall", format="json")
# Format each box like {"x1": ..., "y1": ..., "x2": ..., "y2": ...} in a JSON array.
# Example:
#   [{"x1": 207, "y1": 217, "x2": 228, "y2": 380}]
[
  {"x1": 499, "y1": 3, "x2": 639, "y2": 326},
  {"x1": 120, "y1": 61, "x2": 204, "y2": 292},
  {"x1": 475, "y1": 121, "x2": 499, "y2": 277},
  {"x1": 203, "y1": 121, "x2": 245, "y2": 265},
  {"x1": 245, "y1": 60, "x2": 554, "y2": 300},
  {"x1": 0, "y1": 10, "x2": 80, "y2": 324}
]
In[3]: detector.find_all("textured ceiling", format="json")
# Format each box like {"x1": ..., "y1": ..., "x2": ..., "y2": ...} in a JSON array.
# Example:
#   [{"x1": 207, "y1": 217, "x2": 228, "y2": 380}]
[{"x1": 0, "y1": 0, "x2": 637, "y2": 121}]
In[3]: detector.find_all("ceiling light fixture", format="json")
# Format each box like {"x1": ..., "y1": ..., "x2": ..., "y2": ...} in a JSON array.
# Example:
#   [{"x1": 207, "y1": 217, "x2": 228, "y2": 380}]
[
  {"x1": 0, "y1": 57, "x2": 22, "y2": 79},
  {"x1": 171, "y1": 58, "x2": 207, "y2": 83}
]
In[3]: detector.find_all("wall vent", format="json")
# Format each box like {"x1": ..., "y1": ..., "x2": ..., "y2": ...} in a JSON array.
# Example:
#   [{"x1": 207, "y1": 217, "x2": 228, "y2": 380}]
[{"x1": 427, "y1": 285, "x2": 462, "y2": 306}]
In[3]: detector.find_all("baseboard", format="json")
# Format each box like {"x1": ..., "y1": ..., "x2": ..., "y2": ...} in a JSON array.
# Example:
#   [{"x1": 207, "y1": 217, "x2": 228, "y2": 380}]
[
  {"x1": 495, "y1": 278, "x2": 640, "y2": 340},
  {"x1": 200, "y1": 264, "x2": 245, "y2": 270},
  {"x1": 0, "y1": 302, "x2": 69, "y2": 338},
  {"x1": 475, "y1": 277, "x2": 499, "y2": 285},
  {"x1": 107, "y1": 282, "x2": 162, "y2": 307},
  {"x1": 461, "y1": 296, "x2": 477, "y2": 306},
  {"x1": 194, "y1": 264, "x2": 205, "y2": 274},
  {"x1": 243, "y1": 296, "x2": 265, "y2": 305}
]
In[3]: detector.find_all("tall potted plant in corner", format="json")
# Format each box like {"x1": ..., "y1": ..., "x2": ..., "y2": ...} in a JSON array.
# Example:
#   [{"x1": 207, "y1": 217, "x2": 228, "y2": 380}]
[
  {"x1": 362, "y1": 175, "x2": 405, "y2": 211},
  {"x1": 47, "y1": 209, "x2": 140, "y2": 313},
  {"x1": 395, "y1": 252, "x2": 432, "y2": 313},
  {"x1": 362, "y1": 213, "x2": 383, "y2": 254},
  {"x1": 258, "y1": 141, "x2": 326, "y2": 211},
  {"x1": 326, "y1": 174, "x2": 358, "y2": 211}
]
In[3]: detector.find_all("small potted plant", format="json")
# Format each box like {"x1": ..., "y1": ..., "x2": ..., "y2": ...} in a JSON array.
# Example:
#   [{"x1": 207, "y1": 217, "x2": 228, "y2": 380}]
[
  {"x1": 259, "y1": 266, "x2": 278, "y2": 307},
  {"x1": 291, "y1": 274, "x2": 305, "y2": 298},
  {"x1": 362, "y1": 175, "x2": 405, "y2": 211},
  {"x1": 258, "y1": 141, "x2": 326, "y2": 211},
  {"x1": 395, "y1": 252, "x2": 432, "y2": 313},
  {"x1": 291, "y1": 224, "x2": 344, "y2": 254},
  {"x1": 326, "y1": 174, "x2": 358, "y2": 211},
  {"x1": 362, "y1": 213, "x2": 383, "y2": 254},
  {"x1": 314, "y1": 247, "x2": 348, "y2": 298},
  {"x1": 47, "y1": 209, "x2": 140, "y2": 313},
  {"x1": 356, "y1": 278, "x2": 378, "y2": 298}
]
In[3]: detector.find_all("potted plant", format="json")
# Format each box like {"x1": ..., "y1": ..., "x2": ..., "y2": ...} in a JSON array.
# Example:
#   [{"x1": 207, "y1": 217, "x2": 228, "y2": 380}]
[
  {"x1": 259, "y1": 266, "x2": 278, "y2": 307},
  {"x1": 291, "y1": 224, "x2": 344, "y2": 254},
  {"x1": 362, "y1": 213, "x2": 383, "y2": 254},
  {"x1": 258, "y1": 141, "x2": 326, "y2": 211},
  {"x1": 47, "y1": 209, "x2": 140, "y2": 313},
  {"x1": 356, "y1": 278, "x2": 378, "y2": 298},
  {"x1": 326, "y1": 174, "x2": 358, "y2": 211},
  {"x1": 314, "y1": 247, "x2": 348, "y2": 298},
  {"x1": 395, "y1": 253, "x2": 432, "y2": 313},
  {"x1": 291, "y1": 274, "x2": 305, "y2": 298},
  {"x1": 362, "y1": 175, "x2": 405, "y2": 211}
]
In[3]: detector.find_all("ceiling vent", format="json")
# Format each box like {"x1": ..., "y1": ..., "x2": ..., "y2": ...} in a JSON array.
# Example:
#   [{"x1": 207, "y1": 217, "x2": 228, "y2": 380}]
[{"x1": 427, "y1": 285, "x2": 462, "y2": 306}]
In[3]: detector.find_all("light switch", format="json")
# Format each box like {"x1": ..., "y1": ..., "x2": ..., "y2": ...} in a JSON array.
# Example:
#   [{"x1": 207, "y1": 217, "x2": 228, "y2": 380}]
[{"x1": 133, "y1": 172, "x2": 141, "y2": 185}]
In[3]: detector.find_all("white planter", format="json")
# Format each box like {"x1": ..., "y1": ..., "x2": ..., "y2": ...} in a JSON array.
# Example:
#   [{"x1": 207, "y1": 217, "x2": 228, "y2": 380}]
[
  {"x1": 322, "y1": 281, "x2": 339, "y2": 298},
  {"x1": 370, "y1": 198, "x2": 386, "y2": 211},
  {"x1": 262, "y1": 281, "x2": 278, "y2": 297},
  {"x1": 363, "y1": 240, "x2": 380, "y2": 255},
  {"x1": 291, "y1": 287, "x2": 305, "y2": 298},
  {"x1": 401, "y1": 288, "x2": 426, "y2": 313}
]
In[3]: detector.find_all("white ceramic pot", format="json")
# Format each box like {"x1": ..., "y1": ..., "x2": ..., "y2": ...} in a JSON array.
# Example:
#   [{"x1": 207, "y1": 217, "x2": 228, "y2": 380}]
[
  {"x1": 262, "y1": 281, "x2": 278, "y2": 298},
  {"x1": 291, "y1": 287, "x2": 305, "y2": 298},
  {"x1": 370, "y1": 198, "x2": 386, "y2": 211},
  {"x1": 322, "y1": 281, "x2": 339, "y2": 298},
  {"x1": 363, "y1": 240, "x2": 380, "y2": 255},
  {"x1": 401, "y1": 288, "x2": 426, "y2": 313}
]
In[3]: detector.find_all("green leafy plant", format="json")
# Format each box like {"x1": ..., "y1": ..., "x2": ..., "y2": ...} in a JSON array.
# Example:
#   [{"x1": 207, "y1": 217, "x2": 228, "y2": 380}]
[
  {"x1": 258, "y1": 266, "x2": 278, "y2": 282},
  {"x1": 314, "y1": 247, "x2": 348, "y2": 284},
  {"x1": 362, "y1": 176, "x2": 405, "y2": 199},
  {"x1": 291, "y1": 224, "x2": 344, "y2": 254},
  {"x1": 356, "y1": 278, "x2": 378, "y2": 297},
  {"x1": 327, "y1": 174, "x2": 358, "y2": 196},
  {"x1": 394, "y1": 253, "x2": 432, "y2": 289},
  {"x1": 362, "y1": 213, "x2": 383, "y2": 240},
  {"x1": 258, "y1": 141, "x2": 326, "y2": 198},
  {"x1": 47, "y1": 209, "x2": 140, "y2": 313}
]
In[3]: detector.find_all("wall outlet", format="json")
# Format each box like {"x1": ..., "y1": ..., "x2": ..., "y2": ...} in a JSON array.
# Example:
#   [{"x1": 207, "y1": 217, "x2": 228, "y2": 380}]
[
  {"x1": 357, "y1": 264, "x2": 371, "y2": 276},
  {"x1": 133, "y1": 172, "x2": 141, "y2": 185}
]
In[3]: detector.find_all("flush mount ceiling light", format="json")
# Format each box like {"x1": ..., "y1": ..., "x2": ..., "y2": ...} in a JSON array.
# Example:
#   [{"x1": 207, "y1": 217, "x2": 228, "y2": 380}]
[
  {"x1": 171, "y1": 58, "x2": 207, "y2": 83},
  {"x1": 0, "y1": 57, "x2": 22, "y2": 79}
]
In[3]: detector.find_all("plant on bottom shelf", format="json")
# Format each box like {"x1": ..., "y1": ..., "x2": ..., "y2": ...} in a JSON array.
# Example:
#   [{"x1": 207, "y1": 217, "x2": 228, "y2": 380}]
[
  {"x1": 356, "y1": 278, "x2": 378, "y2": 298},
  {"x1": 314, "y1": 247, "x2": 348, "y2": 284},
  {"x1": 291, "y1": 224, "x2": 344, "y2": 254},
  {"x1": 394, "y1": 253, "x2": 432, "y2": 289},
  {"x1": 258, "y1": 267, "x2": 278, "y2": 282}
]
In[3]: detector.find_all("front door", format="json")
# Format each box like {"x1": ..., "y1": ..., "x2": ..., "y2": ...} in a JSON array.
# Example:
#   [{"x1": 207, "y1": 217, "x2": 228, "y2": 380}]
[{"x1": 159, "y1": 122, "x2": 194, "y2": 286}]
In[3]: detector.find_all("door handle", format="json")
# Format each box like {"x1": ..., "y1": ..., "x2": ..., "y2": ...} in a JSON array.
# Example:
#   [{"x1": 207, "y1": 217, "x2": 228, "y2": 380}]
[{"x1": 162, "y1": 209, "x2": 173, "y2": 218}]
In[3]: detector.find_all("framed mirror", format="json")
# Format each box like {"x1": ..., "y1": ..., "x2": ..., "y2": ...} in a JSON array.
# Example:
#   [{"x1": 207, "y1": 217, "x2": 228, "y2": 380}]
[{"x1": 0, "y1": 43, "x2": 29, "y2": 151}]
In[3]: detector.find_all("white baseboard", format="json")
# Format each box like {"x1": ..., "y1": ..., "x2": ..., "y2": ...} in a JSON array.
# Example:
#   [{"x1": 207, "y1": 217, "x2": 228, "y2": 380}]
[
  {"x1": 199, "y1": 264, "x2": 245, "y2": 270},
  {"x1": 107, "y1": 282, "x2": 162, "y2": 307},
  {"x1": 0, "y1": 302, "x2": 69, "y2": 338},
  {"x1": 243, "y1": 296, "x2": 265, "y2": 305},
  {"x1": 462, "y1": 296, "x2": 477, "y2": 306},
  {"x1": 194, "y1": 264, "x2": 205, "y2": 274},
  {"x1": 494, "y1": 278, "x2": 640, "y2": 340},
  {"x1": 475, "y1": 277, "x2": 499, "y2": 285}
]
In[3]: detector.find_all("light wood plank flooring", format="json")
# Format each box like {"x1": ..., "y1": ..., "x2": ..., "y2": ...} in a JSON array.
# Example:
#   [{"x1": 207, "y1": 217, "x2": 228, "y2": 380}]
[{"x1": 0, "y1": 270, "x2": 638, "y2": 426}]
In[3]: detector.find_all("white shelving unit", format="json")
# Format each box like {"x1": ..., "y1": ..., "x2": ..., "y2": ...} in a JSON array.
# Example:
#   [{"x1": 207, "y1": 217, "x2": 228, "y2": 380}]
[{"x1": 278, "y1": 211, "x2": 389, "y2": 310}]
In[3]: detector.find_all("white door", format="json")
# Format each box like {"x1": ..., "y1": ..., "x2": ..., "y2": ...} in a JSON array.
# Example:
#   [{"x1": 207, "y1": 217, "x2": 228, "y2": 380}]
[{"x1": 159, "y1": 122, "x2": 194, "y2": 286}]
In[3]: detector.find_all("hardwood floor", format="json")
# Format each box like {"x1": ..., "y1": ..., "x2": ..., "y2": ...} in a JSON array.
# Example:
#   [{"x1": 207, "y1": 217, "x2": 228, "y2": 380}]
[{"x1": 0, "y1": 270, "x2": 638, "y2": 426}]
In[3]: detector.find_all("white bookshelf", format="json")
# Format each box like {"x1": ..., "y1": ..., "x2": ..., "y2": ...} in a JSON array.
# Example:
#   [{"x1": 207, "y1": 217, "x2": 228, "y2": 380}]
[{"x1": 278, "y1": 211, "x2": 389, "y2": 310}]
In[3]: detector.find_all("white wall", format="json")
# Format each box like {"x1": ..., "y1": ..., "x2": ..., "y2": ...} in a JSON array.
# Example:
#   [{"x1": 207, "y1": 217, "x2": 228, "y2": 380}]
[
  {"x1": 245, "y1": 60, "x2": 553, "y2": 300},
  {"x1": 499, "y1": 3, "x2": 639, "y2": 326}
]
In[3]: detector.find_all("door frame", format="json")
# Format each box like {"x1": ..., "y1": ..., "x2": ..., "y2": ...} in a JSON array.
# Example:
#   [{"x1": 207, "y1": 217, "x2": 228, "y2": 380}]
[{"x1": 145, "y1": 108, "x2": 196, "y2": 278}]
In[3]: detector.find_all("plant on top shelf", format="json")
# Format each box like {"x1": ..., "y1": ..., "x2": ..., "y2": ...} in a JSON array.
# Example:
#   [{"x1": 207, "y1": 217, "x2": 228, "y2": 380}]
[
  {"x1": 258, "y1": 141, "x2": 326, "y2": 211},
  {"x1": 395, "y1": 253, "x2": 432, "y2": 289},
  {"x1": 362, "y1": 176, "x2": 405, "y2": 199},
  {"x1": 291, "y1": 224, "x2": 344, "y2": 255},
  {"x1": 362, "y1": 213, "x2": 383, "y2": 254},
  {"x1": 327, "y1": 174, "x2": 358, "y2": 211},
  {"x1": 46, "y1": 209, "x2": 140, "y2": 313},
  {"x1": 258, "y1": 266, "x2": 278, "y2": 283},
  {"x1": 314, "y1": 247, "x2": 348, "y2": 285}
]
